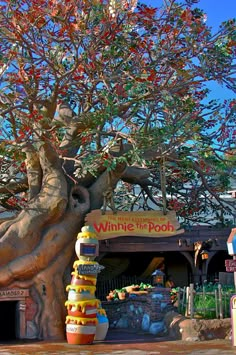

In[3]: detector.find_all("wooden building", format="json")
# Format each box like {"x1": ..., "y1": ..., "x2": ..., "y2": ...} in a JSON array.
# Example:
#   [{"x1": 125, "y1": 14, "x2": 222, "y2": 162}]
[{"x1": 97, "y1": 226, "x2": 233, "y2": 298}]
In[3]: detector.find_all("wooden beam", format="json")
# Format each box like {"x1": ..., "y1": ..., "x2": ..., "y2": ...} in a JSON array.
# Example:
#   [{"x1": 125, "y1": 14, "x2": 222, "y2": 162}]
[{"x1": 99, "y1": 232, "x2": 228, "y2": 253}]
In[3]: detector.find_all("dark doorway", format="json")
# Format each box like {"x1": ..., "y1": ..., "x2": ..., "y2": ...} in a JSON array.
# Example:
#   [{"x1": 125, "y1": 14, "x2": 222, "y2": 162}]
[
  {"x1": 0, "y1": 301, "x2": 18, "y2": 341},
  {"x1": 208, "y1": 251, "x2": 230, "y2": 282}
]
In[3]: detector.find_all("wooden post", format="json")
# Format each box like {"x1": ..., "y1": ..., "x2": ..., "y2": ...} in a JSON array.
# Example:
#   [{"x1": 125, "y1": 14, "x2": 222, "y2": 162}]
[
  {"x1": 230, "y1": 295, "x2": 236, "y2": 346},
  {"x1": 234, "y1": 255, "x2": 236, "y2": 290},
  {"x1": 177, "y1": 289, "x2": 181, "y2": 313},
  {"x1": 215, "y1": 289, "x2": 219, "y2": 319},
  {"x1": 185, "y1": 286, "x2": 189, "y2": 317},
  {"x1": 203, "y1": 285, "x2": 206, "y2": 318},
  {"x1": 218, "y1": 284, "x2": 223, "y2": 319},
  {"x1": 190, "y1": 283, "x2": 194, "y2": 319},
  {"x1": 179, "y1": 286, "x2": 186, "y2": 314}
]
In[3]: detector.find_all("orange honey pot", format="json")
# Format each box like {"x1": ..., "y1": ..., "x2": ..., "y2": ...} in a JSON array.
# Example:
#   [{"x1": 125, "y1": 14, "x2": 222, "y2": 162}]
[
  {"x1": 66, "y1": 316, "x2": 98, "y2": 345},
  {"x1": 65, "y1": 299, "x2": 100, "y2": 318}
]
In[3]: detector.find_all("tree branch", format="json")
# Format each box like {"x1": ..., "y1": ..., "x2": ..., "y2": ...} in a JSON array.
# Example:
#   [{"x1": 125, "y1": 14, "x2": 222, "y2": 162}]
[{"x1": 89, "y1": 162, "x2": 127, "y2": 210}]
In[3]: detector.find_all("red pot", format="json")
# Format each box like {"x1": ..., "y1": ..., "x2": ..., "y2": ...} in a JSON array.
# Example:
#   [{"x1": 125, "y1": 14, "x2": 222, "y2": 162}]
[
  {"x1": 67, "y1": 305, "x2": 97, "y2": 318},
  {"x1": 70, "y1": 275, "x2": 96, "y2": 286},
  {"x1": 66, "y1": 323, "x2": 96, "y2": 345},
  {"x1": 65, "y1": 316, "x2": 97, "y2": 345}
]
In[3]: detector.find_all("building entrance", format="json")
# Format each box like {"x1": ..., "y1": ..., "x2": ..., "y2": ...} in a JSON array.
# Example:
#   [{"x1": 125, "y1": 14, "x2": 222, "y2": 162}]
[
  {"x1": 0, "y1": 300, "x2": 18, "y2": 341},
  {"x1": 0, "y1": 288, "x2": 29, "y2": 341}
]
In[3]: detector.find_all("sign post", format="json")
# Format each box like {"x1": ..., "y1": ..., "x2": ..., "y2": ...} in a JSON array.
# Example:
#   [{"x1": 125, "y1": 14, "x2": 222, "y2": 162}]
[
  {"x1": 231, "y1": 295, "x2": 236, "y2": 346},
  {"x1": 225, "y1": 259, "x2": 236, "y2": 273},
  {"x1": 227, "y1": 228, "x2": 236, "y2": 289},
  {"x1": 227, "y1": 228, "x2": 236, "y2": 345}
]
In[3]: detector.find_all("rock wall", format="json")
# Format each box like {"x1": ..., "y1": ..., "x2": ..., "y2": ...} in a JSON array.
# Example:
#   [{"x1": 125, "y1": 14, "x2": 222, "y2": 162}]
[
  {"x1": 164, "y1": 311, "x2": 231, "y2": 341},
  {"x1": 102, "y1": 287, "x2": 232, "y2": 341},
  {"x1": 102, "y1": 287, "x2": 174, "y2": 336}
]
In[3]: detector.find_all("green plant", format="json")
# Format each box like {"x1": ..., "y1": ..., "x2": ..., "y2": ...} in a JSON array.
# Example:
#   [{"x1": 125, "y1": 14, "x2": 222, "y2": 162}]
[
  {"x1": 170, "y1": 287, "x2": 179, "y2": 304},
  {"x1": 178, "y1": 283, "x2": 236, "y2": 319},
  {"x1": 139, "y1": 282, "x2": 153, "y2": 290},
  {"x1": 194, "y1": 293, "x2": 216, "y2": 319}
]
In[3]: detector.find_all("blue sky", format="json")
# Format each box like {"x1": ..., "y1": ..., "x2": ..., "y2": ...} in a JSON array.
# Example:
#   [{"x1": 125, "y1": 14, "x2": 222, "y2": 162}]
[
  {"x1": 142, "y1": 0, "x2": 236, "y2": 30},
  {"x1": 142, "y1": 0, "x2": 236, "y2": 101}
]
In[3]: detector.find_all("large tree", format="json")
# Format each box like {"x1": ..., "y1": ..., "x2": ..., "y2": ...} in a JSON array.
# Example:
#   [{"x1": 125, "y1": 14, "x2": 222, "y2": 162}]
[{"x1": 0, "y1": 0, "x2": 235, "y2": 339}]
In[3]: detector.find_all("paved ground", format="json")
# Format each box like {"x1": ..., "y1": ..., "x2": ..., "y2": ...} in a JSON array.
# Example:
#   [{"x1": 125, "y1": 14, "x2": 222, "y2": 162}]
[{"x1": 0, "y1": 330, "x2": 236, "y2": 355}]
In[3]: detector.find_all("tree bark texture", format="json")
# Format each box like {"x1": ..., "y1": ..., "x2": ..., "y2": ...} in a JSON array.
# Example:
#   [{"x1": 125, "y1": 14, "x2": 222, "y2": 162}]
[{"x1": 0, "y1": 141, "x2": 127, "y2": 340}]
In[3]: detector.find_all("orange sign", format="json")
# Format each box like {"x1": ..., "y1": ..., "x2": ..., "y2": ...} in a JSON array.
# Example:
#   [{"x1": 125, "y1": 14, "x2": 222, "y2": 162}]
[
  {"x1": 0, "y1": 289, "x2": 29, "y2": 298},
  {"x1": 85, "y1": 210, "x2": 184, "y2": 240}
]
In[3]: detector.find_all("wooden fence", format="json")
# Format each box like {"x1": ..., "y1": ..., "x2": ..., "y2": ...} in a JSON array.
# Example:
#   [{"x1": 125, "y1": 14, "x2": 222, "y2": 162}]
[
  {"x1": 96, "y1": 277, "x2": 235, "y2": 320},
  {"x1": 177, "y1": 283, "x2": 235, "y2": 319}
]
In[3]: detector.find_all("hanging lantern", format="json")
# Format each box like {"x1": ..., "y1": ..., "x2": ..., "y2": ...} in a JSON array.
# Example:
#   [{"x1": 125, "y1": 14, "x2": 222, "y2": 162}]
[
  {"x1": 152, "y1": 269, "x2": 165, "y2": 286},
  {"x1": 201, "y1": 250, "x2": 209, "y2": 260}
]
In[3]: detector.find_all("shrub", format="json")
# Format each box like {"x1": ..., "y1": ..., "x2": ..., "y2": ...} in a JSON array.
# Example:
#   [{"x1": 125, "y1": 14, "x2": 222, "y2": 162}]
[{"x1": 178, "y1": 283, "x2": 235, "y2": 319}]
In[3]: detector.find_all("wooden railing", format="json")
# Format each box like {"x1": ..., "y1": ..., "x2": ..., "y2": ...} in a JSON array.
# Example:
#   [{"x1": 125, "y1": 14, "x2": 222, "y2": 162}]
[{"x1": 177, "y1": 283, "x2": 235, "y2": 319}]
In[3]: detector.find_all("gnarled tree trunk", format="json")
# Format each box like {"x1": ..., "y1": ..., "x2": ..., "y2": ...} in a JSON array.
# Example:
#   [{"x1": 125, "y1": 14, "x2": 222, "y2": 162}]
[{"x1": 0, "y1": 140, "x2": 126, "y2": 340}]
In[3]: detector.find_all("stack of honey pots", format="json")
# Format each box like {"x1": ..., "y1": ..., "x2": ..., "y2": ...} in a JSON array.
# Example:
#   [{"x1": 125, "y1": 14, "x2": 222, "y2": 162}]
[{"x1": 65, "y1": 225, "x2": 109, "y2": 345}]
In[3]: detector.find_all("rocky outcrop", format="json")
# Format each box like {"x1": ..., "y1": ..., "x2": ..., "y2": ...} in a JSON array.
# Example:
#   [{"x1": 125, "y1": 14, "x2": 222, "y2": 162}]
[{"x1": 164, "y1": 310, "x2": 231, "y2": 341}]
